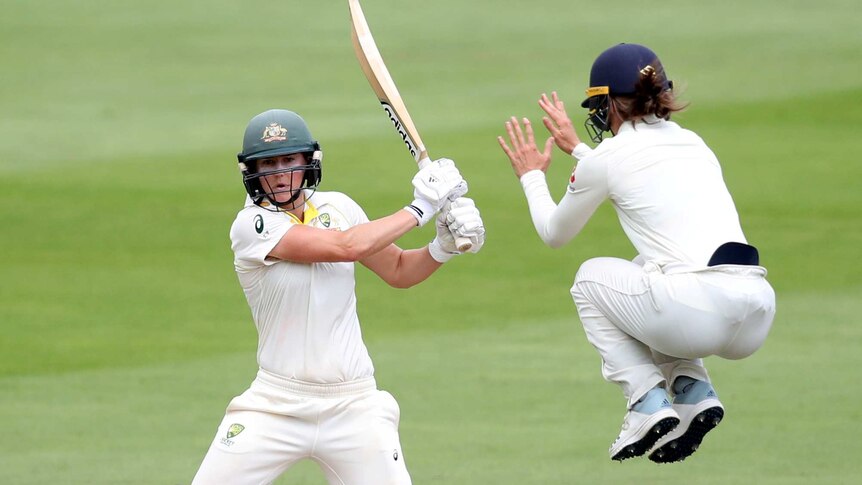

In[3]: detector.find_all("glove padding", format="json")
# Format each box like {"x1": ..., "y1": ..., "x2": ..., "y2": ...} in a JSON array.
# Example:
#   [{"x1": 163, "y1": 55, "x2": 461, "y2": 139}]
[
  {"x1": 428, "y1": 197, "x2": 485, "y2": 262},
  {"x1": 445, "y1": 197, "x2": 485, "y2": 254},
  {"x1": 407, "y1": 158, "x2": 468, "y2": 226}
]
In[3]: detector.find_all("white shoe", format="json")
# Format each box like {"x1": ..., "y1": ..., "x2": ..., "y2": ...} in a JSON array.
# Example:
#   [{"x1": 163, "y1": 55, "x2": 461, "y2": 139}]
[
  {"x1": 648, "y1": 380, "x2": 724, "y2": 463},
  {"x1": 609, "y1": 388, "x2": 680, "y2": 461}
]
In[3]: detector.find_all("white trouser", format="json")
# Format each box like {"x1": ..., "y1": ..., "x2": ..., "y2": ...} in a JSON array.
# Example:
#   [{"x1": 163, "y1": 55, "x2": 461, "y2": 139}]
[
  {"x1": 570, "y1": 257, "x2": 775, "y2": 409},
  {"x1": 192, "y1": 369, "x2": 412, "y2": 485}
]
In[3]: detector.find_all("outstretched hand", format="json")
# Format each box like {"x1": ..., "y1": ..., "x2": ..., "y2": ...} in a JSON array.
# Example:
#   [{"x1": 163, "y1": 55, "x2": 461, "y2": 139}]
[
  {"x1": 538, "y1": 92, "x2": 581, "y2": 155},
  {"x1": 497, "y1": 116, "x2": 554, "y2": 178}
]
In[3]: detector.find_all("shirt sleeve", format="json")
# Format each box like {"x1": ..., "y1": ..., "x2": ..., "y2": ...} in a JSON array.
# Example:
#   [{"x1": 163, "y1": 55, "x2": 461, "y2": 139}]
[
  {"x1": 571, "y1": 142, "x2": 594, "y2": 160},
  {"x1": 519, "y1": 155, "x2": 609, "y2": 248},
  {"x1": 230, "y1": 208, "x2": 296, "y2": 270},
  {"x1": 326, "y1": 192, "x2": 370, "y2": 227},
  {"x1": 341, "y1": 193, "x2": 370, "y2": 226}
]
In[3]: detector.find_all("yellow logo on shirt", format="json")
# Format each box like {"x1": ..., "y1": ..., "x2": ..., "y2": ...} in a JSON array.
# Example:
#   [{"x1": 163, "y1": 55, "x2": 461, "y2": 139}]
[
  {"x1": 227, "y1": 423, "x2": 245, "y2": 439},
  {"x1": 319, "y1": 213, "x2": 331, "y2": 228},
  {"x1": 220, "y1": 423, "x2": 245, "y2": 448}
]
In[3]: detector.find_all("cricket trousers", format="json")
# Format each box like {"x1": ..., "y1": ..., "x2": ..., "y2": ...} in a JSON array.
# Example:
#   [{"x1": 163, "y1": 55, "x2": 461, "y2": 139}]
[
  {"x1": 570, "y1": 257, "x2": 776, "y2": 408},
  {"x1": 192, "y1": 369, "x2": 411, "y2": 485}
]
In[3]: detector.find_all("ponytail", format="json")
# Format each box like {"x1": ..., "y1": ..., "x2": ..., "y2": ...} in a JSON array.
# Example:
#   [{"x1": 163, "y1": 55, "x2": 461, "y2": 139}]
[{"x1": 611, "y1": 63, "x2": 687, "y2": 123}]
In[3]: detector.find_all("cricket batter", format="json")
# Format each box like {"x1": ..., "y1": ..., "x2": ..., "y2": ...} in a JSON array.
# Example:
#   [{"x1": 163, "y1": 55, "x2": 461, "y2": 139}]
[
  {"x1": 497, "y1": 43, "x2": 775, "y2": 463},
  {"x1": 192, "y1": 109, "x2": 485, "y2": 484}
]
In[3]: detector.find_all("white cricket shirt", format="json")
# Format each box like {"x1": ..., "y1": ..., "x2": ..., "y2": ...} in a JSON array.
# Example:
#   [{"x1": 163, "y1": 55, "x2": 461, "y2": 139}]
[
  {"x1": 229, "y1": 191, "x2": 375, "y2": 383},
  {"x1": 520, "y1": 116, "x2": 747, "y2": 267}
]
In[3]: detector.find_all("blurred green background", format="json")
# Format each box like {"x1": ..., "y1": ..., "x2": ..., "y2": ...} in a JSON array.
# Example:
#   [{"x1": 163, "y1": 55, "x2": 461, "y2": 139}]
[{"x1": 1, "y1": 0, "x2": 860, "y2": 483}]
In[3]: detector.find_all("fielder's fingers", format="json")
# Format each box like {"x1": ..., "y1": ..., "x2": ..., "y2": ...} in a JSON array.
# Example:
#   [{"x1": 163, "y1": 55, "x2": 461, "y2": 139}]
[
  {"x1": 540, "y1": 94, "x2": 567, "y2": 125},
  {"x1": 543, "y1": 137, "x2": 554, "y2": 157},
  {"x1": 552, "y1": 91, "x2": 564, "y2": 110},
  {"x1": 524, "y1": 118, "x2": 536, "y2": 146},
  {"x1": 510, "y1": 116, "x2": 526, "y2": 148},
  {"x1": 542, "y1": 116, "x2": 557, "y2": 135},
  {"x1": 504, "y1": 121, "x2": 520, "y2": 150},
  {"x1": 497, "y1": 136, "x2": 516, "y2": 160},
  {"x1": 538, "y1": 94, "x2": 557, "y2": 118}
]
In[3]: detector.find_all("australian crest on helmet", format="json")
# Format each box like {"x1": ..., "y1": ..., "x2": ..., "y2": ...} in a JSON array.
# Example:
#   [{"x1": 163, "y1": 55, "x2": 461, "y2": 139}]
[{"x1": 261, "y1": 123, "x2": 288, "y2": 143}]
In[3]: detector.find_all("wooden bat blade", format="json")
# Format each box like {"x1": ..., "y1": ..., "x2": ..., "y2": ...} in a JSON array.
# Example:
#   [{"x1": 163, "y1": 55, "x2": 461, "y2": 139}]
[
  {"x1": 348, "y1": 0, "x2": 427, "y2": 164},
  {"x1": 348, "y1": 0, "x2": 472, "y2": 252}
]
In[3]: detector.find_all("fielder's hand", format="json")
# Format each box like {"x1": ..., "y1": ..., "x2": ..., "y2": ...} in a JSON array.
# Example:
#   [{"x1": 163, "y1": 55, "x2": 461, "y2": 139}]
[
  {"x1": 538, "y1": 92, "x2": 582, "y2": 155},
  {"x1": 498, "y1": 116, "x2": 554, "y2": 178},
  {"x1": 407, "y1": 158, "x2": 468, "y2": 226}
]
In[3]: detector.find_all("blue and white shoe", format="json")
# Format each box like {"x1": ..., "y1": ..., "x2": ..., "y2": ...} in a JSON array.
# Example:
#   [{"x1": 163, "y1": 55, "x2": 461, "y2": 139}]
[
  {"x1": 609, "y1": 387, "x2": 680, "y2": 461},
  {"x1": 648, "y1": 378, "x2": 724, "y2": 463}
]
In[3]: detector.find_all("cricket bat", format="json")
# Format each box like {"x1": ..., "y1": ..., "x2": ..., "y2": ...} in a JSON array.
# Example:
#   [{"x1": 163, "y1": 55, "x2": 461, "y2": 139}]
[{"x1": 348, "y1": 0, "x2": 472, "y2": 251}]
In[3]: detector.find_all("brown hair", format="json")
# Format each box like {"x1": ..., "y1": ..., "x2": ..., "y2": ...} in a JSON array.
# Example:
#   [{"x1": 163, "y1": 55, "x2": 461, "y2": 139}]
[{"x1": 611, "y1": 65, "x2": 687, "y2": 123}]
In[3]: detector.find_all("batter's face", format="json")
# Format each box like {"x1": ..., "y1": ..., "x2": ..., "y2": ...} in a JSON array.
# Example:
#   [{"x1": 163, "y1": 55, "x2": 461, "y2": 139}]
[{"x1": 257, "y1": 154, "x2": 307, "y2": 206}]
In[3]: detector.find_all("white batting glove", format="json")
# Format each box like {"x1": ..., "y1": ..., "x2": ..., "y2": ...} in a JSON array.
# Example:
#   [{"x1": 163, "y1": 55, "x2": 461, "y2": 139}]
[
  {"x1": 405, "y1": 158, "x2": 468, "y2": 226},
  {"x1": 428, "y1": 208, "x2": 460, "y2": 263},
  {"x1": 445, "y1": 197, "x2": 485, "y2": 254}
]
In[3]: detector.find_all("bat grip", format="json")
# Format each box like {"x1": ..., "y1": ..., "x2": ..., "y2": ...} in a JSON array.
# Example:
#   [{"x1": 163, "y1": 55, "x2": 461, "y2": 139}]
[
  {"x1": 442, "y1": 199, "x2": 473, "y2": 252},
  {"x1": 455, "y1": 236, "x2": 473, "y2": 252}
]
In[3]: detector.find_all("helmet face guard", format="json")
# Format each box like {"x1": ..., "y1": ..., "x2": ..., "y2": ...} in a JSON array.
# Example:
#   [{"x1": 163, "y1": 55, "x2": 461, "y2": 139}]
[
  {"x1": 583, "y1": 87, "x2": 611, "y2": 143},
  {"x1": 238, "y1": 150, "x2": 323, "y2": 211}
]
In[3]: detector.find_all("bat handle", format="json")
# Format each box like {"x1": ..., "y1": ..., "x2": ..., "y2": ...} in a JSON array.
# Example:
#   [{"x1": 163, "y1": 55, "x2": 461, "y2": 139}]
[
  {"x1": 443, "y1": 198, "x2": 472, "y2": 252},
  {"x1": 455, "y1": 236, "x2": 473, "y2": 252}
]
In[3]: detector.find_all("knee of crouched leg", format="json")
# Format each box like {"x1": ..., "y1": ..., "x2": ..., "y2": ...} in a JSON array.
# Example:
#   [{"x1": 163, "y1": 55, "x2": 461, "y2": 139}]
[
  {"x1": 573, "y1": 258, "x2": 604, "y2": 285},
  {"x1": 718, "y1": 343, "x2": 761, "y2": 360}
]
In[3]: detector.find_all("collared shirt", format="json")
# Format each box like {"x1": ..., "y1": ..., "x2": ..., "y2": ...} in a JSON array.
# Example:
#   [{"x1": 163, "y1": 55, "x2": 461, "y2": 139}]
[
  {"x1": 229, "y1": 191, "x2": 375, "y2": 383},
  {"x1": 520, "y1": 117, "x2": 747, "y2": 268}
]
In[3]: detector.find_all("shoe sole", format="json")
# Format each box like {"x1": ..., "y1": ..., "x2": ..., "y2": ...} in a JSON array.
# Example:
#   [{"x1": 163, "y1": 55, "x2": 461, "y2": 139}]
[
  {"x1": 611, "y1": 416, "x2": 680, "y2": 462},
  {"x1": 648, "y1": 406, "x2": 724, "y2": 463}
]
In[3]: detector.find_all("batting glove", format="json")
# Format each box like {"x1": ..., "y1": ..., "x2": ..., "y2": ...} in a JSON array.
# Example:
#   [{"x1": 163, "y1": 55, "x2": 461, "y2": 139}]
[
  {"x1": 406, "y1": 158, "x2": 468, "y2": 226},
  {"x1": 428, "y1": 206, "x2": 460, "y2": 263},
  {"x1": 445, "y1": 197, "x2": 485, "y2": 254}
]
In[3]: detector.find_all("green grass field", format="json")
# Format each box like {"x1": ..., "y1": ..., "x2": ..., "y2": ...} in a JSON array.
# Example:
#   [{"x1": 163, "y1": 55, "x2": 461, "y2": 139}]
[{"x1": 2, "y1": 1, "x2": 861, "y2": 483}]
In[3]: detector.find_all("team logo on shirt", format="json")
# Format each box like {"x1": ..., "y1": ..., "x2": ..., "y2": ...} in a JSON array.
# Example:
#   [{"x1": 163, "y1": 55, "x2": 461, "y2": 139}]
[
  {"x1": 319, "y1": 213, "x2": 331, "y2": 228},
  {"x1": 254, "y1": 214, "x2": 264, "y2": 234},
  {"x1": 261, "y1": 123, "x2": 288, "y2": 142},
  {"x1": 227, "y1": 423, "x2": 245, "y2": 439},
  {"x1": 220, "y1": 423, "x2": 246, "y2": 447},
  {"x1": 567, "y1": 166, "x2": 577, "y2": 193}
]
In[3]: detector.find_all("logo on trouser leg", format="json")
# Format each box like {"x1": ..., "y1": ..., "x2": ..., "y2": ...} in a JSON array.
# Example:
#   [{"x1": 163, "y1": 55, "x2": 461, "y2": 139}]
[
  {"x1": 220, "y1": 423, "x2": 245, "y2": 447},
  {"x1": 393, "y1": 449, "x2": 399, "y2": 461}
]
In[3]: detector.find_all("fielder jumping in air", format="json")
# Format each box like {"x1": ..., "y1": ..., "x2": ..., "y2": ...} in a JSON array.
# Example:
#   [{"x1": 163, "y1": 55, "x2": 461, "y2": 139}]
[
  {"x1": 498, "y1": 43, "x2": 775, "y2": 463},
  {"x1": 192, "y1": 109, "x2": 485, "y2": 484}
]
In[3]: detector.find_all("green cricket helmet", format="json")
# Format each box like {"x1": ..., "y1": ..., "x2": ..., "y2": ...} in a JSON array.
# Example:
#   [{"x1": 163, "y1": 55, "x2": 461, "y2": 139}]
[{"x1": 237, "y1": 109, "x2": 323, "y2": 210}]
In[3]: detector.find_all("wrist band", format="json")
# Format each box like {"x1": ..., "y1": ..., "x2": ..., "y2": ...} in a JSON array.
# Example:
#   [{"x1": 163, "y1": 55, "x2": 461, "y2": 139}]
[{"x1": 404, "y1": 198, "x2": 434, "y2": 226}]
